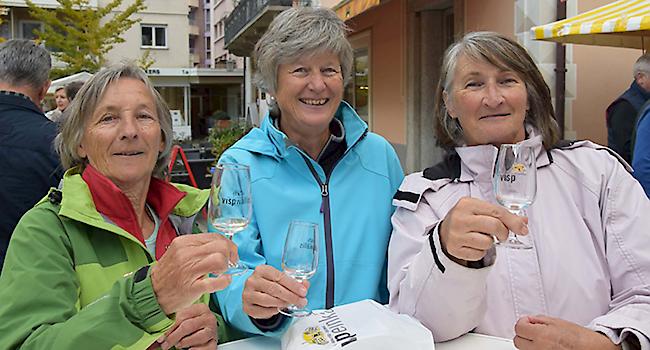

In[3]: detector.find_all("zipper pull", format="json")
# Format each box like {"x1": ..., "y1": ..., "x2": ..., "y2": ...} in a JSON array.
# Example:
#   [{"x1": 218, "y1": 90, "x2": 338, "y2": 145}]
[{"x1": 320, "y1": 183, "x2": 329, "y2": 197}]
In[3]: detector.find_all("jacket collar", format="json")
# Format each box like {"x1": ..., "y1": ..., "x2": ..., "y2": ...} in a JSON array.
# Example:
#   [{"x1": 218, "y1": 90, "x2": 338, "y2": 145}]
[
  {"x1": 454, "y1": 125, "x2": 550, "y2": 183},
  {"x1": 0, "y1": 90, "x2": 45, "y2": 116},
  {"x1": 233, "y1": 101, "x2": 367, "y2": 158},
  {"x1": 56, "y1": 166, "x2": 208, "y2": 244},
  {"x1": 80, "y1": 164, "x2": 187, "y2": 244}
]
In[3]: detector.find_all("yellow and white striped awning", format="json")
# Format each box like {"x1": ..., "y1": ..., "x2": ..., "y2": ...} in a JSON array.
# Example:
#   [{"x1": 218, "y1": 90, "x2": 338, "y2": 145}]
[
  {"x1": 334, "y1": 0, "x2": 381, "y2": 21},
  {"x1": 531, "y1": 0, "x2": 650, "y2": 49}
]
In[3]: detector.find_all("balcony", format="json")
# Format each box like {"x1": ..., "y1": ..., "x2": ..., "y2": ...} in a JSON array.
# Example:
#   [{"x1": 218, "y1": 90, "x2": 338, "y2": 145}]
[
  {"x1": 189, "y1": 23, "x2": 200, "y2": 36},
  {"x1": 192, "y1": 52, "x2": 201, "y2": 65},
  {"x1": 224, "y1": 0, "x2": 296, "y2": 57}
]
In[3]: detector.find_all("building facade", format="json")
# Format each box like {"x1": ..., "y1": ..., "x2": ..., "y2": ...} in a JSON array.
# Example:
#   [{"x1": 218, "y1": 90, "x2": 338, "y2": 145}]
[
  {"x1": 211, "y1": 0, "x2": 244, "y2": 70},
  {"x1": 333, "y1": 0, "x2": 641, "y2": 172},
  {"x1": 0, "y1": 0, "x2": 245, "y2": 142}
]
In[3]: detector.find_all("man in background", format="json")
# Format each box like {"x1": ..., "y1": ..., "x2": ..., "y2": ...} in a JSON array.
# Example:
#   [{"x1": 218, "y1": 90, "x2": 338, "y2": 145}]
[
  {"x1": 606, "y1": 53, "x2": 650, "y2": 163},
  {"x1": 0, "y1": 39, "x2": 62, "y2": 272}
]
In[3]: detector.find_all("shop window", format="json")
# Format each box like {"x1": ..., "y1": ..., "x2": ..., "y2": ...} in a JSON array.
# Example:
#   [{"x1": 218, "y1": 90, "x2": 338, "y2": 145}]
[{"x1": 344, "y1": 47, "x2": 370, "y2": 124}]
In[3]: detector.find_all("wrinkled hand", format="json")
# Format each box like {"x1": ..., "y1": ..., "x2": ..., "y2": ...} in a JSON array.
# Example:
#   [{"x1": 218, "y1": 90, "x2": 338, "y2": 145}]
[
  {"x1": 151, "y1": 233, "x2": 238, "y2": 315},
  {"x1": 159, "y1": 304, "x2": 217, "y2": 350},
  {"x1": 242, "y1": 265, "x2": 309, "y2": 319},
  {"x1": 439, "y1": 197, "x2": 528, "y2": 263},
  {"x1": 514, "y1": 315, "x2": 621, "y2": 350}
]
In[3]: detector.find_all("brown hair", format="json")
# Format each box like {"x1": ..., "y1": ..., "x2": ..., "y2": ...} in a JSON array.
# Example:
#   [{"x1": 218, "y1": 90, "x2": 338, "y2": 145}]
[{"x1": 434, "y1": 31, "x2": 560, "y2": 150}]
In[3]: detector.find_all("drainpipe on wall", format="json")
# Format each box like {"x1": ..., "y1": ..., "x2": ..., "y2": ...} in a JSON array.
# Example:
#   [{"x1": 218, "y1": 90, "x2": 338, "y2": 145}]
[{"x1": 555, "y1": 0, "x2": 567, "y2": 139}]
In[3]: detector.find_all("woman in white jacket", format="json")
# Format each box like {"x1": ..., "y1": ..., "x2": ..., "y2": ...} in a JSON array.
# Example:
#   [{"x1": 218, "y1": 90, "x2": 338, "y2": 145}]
[{"x1": 388, "y1": 31, "x2": 650, "y2": 350}]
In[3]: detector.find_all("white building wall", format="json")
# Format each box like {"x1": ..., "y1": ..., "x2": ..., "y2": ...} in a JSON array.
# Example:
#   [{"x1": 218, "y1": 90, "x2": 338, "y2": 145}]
[
  {"x1": 515, "y1": 0, "x2": 577, "y2": 139},
  {"x1": 103, "y1": 0, "x2": 190, "y2": 68}
]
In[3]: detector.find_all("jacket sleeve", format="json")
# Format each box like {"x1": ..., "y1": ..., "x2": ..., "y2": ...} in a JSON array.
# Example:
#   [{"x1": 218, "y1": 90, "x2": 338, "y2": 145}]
[
  {"x1": 212, "y1": 153, "x2": 290, "y2": 337},
  {"x1": 0, "y1": 206, "x2": 174, "y2": 350},
  {"x1": 632, "y1": 107, "x2": 650, "y2": 197},
  {"x1": 587, "y1": 154, "x2": 650, "y2": 349},
  {"x1": 387, "y1": 178, "x2": 493, "y2": 342},
  {"x1": 607, "y1": 100, "x2": 637, "y2": 163}
]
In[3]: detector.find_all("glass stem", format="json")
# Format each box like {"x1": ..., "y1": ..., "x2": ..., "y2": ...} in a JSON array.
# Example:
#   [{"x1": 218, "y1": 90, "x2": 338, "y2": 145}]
[{"x1": 508, "y1": 209, "x2": 521, "y2": 238}]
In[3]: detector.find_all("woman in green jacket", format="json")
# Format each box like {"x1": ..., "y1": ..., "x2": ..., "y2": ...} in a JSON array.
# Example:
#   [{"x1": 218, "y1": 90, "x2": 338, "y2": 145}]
[{"x1": 0, "y1": 64, "x2": 239, "y2": 349}]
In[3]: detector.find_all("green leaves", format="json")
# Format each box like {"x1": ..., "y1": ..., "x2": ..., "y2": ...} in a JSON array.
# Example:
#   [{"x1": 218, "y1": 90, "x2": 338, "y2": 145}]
[
  {"x1": 26, "y1": 0, "x2": 147, "y2": 79},
  {"x1": 209, "y1": 121, "x2": 252, "y2": 160}
]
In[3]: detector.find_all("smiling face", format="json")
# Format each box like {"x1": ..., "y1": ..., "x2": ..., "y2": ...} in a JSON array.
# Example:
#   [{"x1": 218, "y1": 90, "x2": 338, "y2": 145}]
[
  {"x1": 77, "y1": 78, "x2": 164, "y2": 189},
  {"x1": 273, "y1": 51, "x2": 344, "y2": 139},
  {"x1": 54, "y1": 88, "x2": 69, "y2": 111},
  {"x1": 444, "y1": 55, "x2": 528, "y2": 147}
]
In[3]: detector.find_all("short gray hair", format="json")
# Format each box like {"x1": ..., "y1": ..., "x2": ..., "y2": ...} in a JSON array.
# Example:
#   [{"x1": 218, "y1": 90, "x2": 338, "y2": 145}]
[
  {"x1": 434, "y1": 31, "x2": 560, "y2": 150},
  {"x1": 253, "y1": 6, "x2": 353, "y2": 96},
  {"x1": 633, "y1": 52, "x2": 650, "y2": 78},
  {"x1": 0, "y1": 39, "x2": 51, "y2": 89},
  {"x1": 56, "y1": 63, "x2": 173, "y2": 178}
]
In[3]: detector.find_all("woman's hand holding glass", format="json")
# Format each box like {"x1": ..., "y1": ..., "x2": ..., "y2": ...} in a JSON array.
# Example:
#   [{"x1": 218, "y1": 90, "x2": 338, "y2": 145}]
[
  {"x1": 150, "y1": 233, "x2": 238, "y2": 316},
  {"x1": 439, "y1": 197, "x2": 529, "y2": 265},
  {"x1": 208, "y1": 163, "x2": 252, "y2": 275},
  {"x1": 242, "y1": 265, "x2": 309, "y2": 320},
  {"x1": 278, "y1": 220, "x2": 318, "y2": 317},
  {"x1": 241, "y1": 220, "x2": 318, "y2": 320},
  {"x1": 493, "y1": 144, "x2": 537, "y2": 249}
]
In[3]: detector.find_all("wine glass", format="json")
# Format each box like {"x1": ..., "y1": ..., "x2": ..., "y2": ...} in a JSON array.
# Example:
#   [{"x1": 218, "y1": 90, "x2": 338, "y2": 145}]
[
  {"x1": 493, "y1": 144, "x2": 536, "y2": 250},
  {"x1": 208, "y1": 163, "x2": 252, "y2": 275},
  {"x1": 278, "y1": 220, "x2": 319, "y2": 317}
]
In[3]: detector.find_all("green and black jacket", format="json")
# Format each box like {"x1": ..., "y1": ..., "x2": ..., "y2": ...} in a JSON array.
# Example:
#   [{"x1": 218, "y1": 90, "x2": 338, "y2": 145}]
[{"x1": 0, "y1": 167, "x2": 242, "y2": 349}]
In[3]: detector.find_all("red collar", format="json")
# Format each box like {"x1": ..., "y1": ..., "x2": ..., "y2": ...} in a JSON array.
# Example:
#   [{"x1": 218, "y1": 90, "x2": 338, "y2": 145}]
[{"x1": 81, "y1": 165, "x2": 187, "y2": 247}]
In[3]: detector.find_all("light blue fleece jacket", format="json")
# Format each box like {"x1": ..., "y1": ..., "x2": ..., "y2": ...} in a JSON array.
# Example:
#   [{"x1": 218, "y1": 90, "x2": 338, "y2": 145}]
[{"x1": 213, "y1": 102, "x2": 404, "y2": 336}]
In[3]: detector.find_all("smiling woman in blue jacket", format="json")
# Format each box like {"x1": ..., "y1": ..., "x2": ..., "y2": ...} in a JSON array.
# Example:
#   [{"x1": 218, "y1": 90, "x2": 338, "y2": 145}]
[{"x1": 213, "y1": 7, "x2": 404, "y2": 336}]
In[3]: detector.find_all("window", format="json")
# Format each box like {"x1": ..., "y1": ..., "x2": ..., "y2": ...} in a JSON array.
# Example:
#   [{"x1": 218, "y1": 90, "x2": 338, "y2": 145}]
[
  {"x1": 344, "y1": 47, "x2": 369, "y2": 123},
  {"x1": 0, "y1": 20, "x2": 10, "y2": 40},
  {"x1": 20, "y1": 21, "x2": 43, "y2": 40},
  {"x1": 141, "y1": 24, "x2": 167, "y2": 48},
  {"x1": 344, "y1": 31, "x2": 371, "y2": 126}
]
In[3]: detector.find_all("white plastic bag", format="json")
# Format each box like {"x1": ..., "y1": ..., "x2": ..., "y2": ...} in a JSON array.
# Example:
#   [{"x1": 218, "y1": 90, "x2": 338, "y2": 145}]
[{"x1": 281, "y1": 299, "x2": 434, "y2": 350}]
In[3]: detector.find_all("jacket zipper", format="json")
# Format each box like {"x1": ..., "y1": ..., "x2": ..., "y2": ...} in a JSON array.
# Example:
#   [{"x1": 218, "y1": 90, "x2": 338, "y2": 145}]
[
  {"x1": 298, "y1": 129, "x2": 368, "y2": 309},
  {"x1": 301, "y1": 155, "x2": 335, "y2": 309}
]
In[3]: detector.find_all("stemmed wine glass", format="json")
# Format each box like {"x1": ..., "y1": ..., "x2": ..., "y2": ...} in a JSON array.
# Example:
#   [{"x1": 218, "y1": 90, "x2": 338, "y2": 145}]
[
  {"x1": 278, "y1": 220, "x2": 319, "y2": 317},
  {"x1": 493, "y1": 144, "x2": 537, "y2": 250},
  {"x1": 208, "y1": 163, "x2": 252, "y2": 275}
]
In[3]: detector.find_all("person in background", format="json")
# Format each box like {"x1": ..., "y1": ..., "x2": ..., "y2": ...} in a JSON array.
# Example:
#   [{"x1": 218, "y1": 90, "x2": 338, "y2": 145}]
[
  {"x1": 65, "y1": 80, "x2": 85, "y2": 102},
  {"x1": 0, "y1": 39, "x2": 62, "y2": 273},
  {"x1": 632, "y1": 100, "x2": 650, "y2": 197},
  {"x1": 55, "y1": 80, "x2": 86, "y2": 128},
  {"x1": 606, "y1": 53, "x2": 650, "y2": 163},
  {"x1": 0, "y1": 63, "x2": 240, "y2": 349},
  {"x1": 389, "y1": 32, "x2": 650, "y2": 350},
  {"x1": 213, "y1": 7, "x2": 404, "y2": 336},
  {"x1": 46, "y1": 86, "x2": 69, "y2": 122}
]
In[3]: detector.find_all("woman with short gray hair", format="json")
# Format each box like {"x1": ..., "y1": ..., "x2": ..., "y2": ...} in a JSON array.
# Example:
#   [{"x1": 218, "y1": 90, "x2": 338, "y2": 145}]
[
  {"x1": 56, "y1": 64, "x2": 174, "y2": 177},
  {"x1": 213, "y1": 6, "x2": 404, "y2": 336},
  {"x1": 0, "y1": 63, "x2": 242, "y2": 349},
  {"x1": 389, "y1": 32, "x2": 650, "y2": 349}
]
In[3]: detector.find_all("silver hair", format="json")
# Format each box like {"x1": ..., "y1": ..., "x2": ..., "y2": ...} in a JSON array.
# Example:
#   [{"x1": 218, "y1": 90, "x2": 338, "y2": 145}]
[
  {"x1": 0, "y1": 39, "x2": 51, "y2": 90},
  {"x1": 253, "y1": 7, "x2": 353, "y2": 115},
  {"x1": 434, "y1": 31, "x2": 559, "y2": 150},
  {"x1": 56, "y1": 63, "x2": 173, "y2": 178},
  {"x1": 633, "y1": 52, "x2": 650, "y2": 78}
]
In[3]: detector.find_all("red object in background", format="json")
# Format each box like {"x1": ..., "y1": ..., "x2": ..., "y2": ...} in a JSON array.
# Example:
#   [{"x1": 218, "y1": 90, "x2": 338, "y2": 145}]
[{"x1": 167, "y1": 145, "x2": 199, "y2": 188}]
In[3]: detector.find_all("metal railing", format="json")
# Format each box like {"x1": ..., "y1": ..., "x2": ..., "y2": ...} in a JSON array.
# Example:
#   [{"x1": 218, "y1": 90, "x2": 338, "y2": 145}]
[{"x1": 224, "y1": 0, "x2": 296, "y2": 47}]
